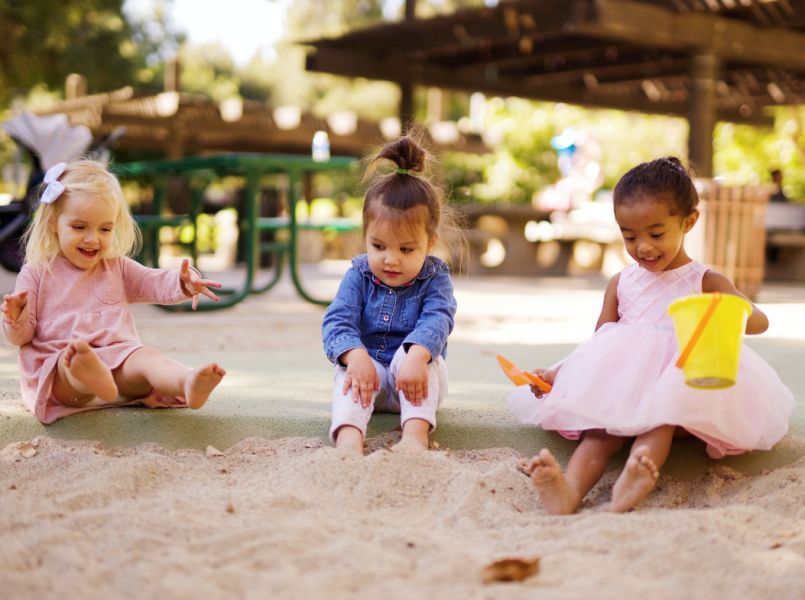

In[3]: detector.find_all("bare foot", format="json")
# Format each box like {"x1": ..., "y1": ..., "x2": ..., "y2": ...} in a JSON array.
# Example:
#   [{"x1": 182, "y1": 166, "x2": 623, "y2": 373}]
[
  {"x1": 335, "y1": 426, "x2": 364, "y2": 455},
  {"x1": 610, "y1": 445, "x2": 660, "y2": 513},
  {"x1": 391, "y1": 435, "x2": 428, "y2": 454},
  {"x1": 392, "y1": 419, "x2": 430, "y2": 454},
  {"x1": 183, "y1": 363, "x2": 225, "y2": 409},
  {"x1": 63, "y1": 341, "x2": 118, "y2": 402},
  {"x1": 525, "y1": 449, "x2": 581, "y2": 515}
]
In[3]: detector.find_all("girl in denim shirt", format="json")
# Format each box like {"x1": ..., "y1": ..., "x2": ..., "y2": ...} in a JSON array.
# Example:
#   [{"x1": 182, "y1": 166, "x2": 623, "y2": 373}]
[{"x1": 322, "y1": 137, "x2": 458, "y2": 454}]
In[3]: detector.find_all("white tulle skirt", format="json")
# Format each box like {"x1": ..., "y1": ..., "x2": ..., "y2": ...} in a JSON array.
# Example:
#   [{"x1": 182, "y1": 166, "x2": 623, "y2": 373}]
[{"x1": 507, "y1": 322, "x2": 795, "y2": 458}]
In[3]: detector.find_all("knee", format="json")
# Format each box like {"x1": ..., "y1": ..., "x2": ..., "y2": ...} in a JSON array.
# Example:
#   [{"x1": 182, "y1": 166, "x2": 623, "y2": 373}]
[
  {"x1": 582, "y1": 432, "x2": 624, "y2": 454},
  {"x1": 133, "y1": 346, "x2": 161, "y2": 361}
]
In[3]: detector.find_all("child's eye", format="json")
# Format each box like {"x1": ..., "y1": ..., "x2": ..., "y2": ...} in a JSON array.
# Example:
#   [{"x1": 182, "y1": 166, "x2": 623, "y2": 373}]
[
  {"x1": 71, "y1": 225, "x2": 85, "y2": 231},
  {"x1": 101, "y1": 227, "x2": 113, "y2": 233},
  {"x1": 371, "y1": 243, "x2": 383, "y2": 250},
  {"x1": 651, "y1": 233, "x2": 664, "y2": 239},
  {"x1": 401, "y1": 247, "x2": 413, "y2": 254},
  {"x1": 623, "y1": 236, "x2": 635, "y2": 242}
]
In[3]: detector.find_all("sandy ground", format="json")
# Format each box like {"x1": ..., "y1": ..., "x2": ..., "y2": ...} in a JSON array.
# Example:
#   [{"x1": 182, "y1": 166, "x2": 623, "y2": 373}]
[{"x1": 1, "y1": 262, "x2": 804, "y2": 598}]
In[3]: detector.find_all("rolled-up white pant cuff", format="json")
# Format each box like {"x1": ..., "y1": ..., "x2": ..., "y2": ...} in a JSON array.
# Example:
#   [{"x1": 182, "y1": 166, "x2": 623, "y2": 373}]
[{"x1": 329, "y1": 346, "x2": 447, "y2": 443}]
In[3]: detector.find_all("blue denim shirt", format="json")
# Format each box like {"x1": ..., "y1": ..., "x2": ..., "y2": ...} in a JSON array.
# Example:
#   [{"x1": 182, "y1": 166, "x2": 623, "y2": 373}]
[{"x1": 322, "y1": 254, "x2": 457, "y2": 367}]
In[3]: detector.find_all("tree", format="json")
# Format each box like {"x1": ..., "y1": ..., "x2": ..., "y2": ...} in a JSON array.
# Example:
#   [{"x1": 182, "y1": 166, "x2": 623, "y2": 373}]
[{"x1": 0, "y1": 0, "x2": 183, "y2": 107}]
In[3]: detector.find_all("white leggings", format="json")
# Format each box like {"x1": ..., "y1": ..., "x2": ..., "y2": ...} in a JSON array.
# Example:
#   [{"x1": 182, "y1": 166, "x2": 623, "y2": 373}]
[{"x1": 329, "y1": 345, "x2": 448, "y2": 442}]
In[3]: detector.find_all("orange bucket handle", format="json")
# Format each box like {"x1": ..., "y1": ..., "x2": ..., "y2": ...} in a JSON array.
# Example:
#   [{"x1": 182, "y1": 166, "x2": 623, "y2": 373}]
[{"x1": 675, "y1": 293, "x2": 722, "y2": 369}]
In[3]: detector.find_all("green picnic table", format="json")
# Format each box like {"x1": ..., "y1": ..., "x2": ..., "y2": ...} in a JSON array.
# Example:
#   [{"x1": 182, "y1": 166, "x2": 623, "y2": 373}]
[{"x1": 114, "y1": 153, "x2": 359, "y2": 310}]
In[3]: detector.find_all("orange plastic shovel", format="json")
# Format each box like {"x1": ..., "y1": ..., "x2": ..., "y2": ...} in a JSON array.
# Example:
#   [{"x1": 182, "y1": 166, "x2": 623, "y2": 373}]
[{"x1": 496, "y1": 354, "x2": 552, "y2": 393}]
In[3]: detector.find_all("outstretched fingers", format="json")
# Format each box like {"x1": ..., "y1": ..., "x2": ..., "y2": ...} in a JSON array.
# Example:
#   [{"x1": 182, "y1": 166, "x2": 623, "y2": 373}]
[{"x1": 2, "y1": 291, "x2": 28, "y2": 322}]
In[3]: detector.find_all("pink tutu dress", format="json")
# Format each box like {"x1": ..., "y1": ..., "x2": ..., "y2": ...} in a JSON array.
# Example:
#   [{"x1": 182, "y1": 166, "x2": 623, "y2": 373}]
[{"x1": 507, "y1": 261, "x2": 795, "y2": 458}]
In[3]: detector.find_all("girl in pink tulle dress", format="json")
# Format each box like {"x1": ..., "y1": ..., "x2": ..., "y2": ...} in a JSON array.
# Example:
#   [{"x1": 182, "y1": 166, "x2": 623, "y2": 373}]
[
  {"x1": 2, "y1": 160, "x2": 226, "y2": 424},
  {"x1": 507, "y1": 157, "x2": 795, "y2": 515}
]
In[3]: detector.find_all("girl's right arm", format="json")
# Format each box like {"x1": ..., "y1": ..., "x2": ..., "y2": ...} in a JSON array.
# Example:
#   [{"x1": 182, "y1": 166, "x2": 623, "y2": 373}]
[
  {"x1": 1, "y1": 266, "x2": 38, "y2": 346},
  {"x1": 595, "y1": 273, "x2": 621, "y2": 331},
  {"x1": 322, "y1": 267, "x2": 366, "y2": 366},
  {"x1": 322, "y1": 268, "x2": 378, "y2": 406},
  {"x1": 530, "y1": 273, "x2": 620, "y2": 398}
]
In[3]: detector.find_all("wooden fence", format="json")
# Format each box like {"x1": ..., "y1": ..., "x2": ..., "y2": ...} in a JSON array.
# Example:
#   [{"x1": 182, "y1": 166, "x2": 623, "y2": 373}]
[{"x1": 687, "y1": 180, "x2": 771, "y2": 299}]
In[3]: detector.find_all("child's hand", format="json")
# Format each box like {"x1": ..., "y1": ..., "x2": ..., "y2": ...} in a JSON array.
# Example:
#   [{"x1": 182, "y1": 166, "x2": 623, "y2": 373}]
[
  {"x1": 179, "y1": 259, "x2": 223, "y2": 310},
  {"x1": 529, "y1": 367, "x2": 556, "y2": 398},
  {"x1": 2, "y1": 291, "x2": 28, "y2": 324},
  {"x1": 342, "y1": 349, "x2": 379, "y2": 408},
  {"x1": 396, "y1": 345, "x2": 431, "y2": 406}
]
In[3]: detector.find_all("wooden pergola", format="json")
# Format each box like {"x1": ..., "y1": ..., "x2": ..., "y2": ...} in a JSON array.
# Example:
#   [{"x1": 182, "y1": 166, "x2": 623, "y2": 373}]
[
  {"x1": 33, "y1": 83, "x2": 486, "y2": 159},
  {"x1": 305, "y1": 0, "x2": 805, "y2": 176}
]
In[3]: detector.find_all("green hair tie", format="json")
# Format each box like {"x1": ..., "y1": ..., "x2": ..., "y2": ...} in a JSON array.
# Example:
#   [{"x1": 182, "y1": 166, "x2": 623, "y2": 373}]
[{"x1": 396, "y1": 168, "x2": 409, "y2": 175}]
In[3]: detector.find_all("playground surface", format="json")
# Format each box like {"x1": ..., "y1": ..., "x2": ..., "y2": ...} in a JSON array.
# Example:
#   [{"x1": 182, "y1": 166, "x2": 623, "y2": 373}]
[{"x1": 1, "y1": 262, "x2": 803, "y2": 598}]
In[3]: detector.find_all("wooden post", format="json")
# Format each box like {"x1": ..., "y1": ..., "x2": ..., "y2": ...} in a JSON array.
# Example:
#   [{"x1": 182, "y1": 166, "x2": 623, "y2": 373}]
[
  {"x1": 399, "y1": 0, "x2": 417, "y2": 133},
  {"x1": 164, "y1": 58, "x2": 181, "y2": 93},
  {"x1": 688, "y1": 53, "x2": 719, "y2": 178},
  {"x1": 65, "y1": 74, "x2": 86, "y2": 99}
]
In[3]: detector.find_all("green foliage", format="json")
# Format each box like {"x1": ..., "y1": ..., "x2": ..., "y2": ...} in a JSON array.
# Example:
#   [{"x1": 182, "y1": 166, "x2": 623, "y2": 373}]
[
  {"x1": 715, "y1": 107, "x2": 805, "y2": 202},
  {"x1": 0, "y1": 0, "x2": 182, "y2": 107}
]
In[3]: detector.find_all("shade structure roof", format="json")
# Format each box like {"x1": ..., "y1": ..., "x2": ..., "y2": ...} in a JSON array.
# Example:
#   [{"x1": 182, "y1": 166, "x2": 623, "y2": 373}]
[
  {"x1": 30, "y1": 86, "x2": 487, "y2": 159},
  {"x1": 305, "y1": 0, "x2": 805, "y2": 127}
]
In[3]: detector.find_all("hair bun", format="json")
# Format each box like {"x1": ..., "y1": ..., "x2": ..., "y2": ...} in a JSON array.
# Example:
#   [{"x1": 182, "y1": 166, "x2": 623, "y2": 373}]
[{"x1": 378, "y1": 136, "x2": 425, "y2": 173}]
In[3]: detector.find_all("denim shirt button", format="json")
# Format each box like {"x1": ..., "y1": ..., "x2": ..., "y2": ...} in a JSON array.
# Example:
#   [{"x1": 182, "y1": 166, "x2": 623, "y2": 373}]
[
  {"x1": 383, "y1": 315, "x2": 389, "y2": 321},
  {"x1": 388, "y1": 289, "x2": 393, "y2": 294},
  {"x1": 379, "y1": 344, "x2": 385, "y2": 350}
]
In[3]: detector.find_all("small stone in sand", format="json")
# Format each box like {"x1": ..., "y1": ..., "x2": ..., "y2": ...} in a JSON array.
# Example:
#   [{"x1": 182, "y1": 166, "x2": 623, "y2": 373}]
[{"x1": 206, "y1": 445, "x2": 224, "y2": 458}]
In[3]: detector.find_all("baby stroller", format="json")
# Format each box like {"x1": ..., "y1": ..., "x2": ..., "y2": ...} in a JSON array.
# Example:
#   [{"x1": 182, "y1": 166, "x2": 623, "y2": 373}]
[{"x1": 0, "y1": 112, "x2": 124, "y2": 272}]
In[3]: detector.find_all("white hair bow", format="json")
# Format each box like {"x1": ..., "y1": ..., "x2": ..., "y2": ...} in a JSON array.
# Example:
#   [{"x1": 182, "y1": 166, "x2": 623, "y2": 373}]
[{"x1": 40, "y1": 162, "x2": 67, "y2": 205}]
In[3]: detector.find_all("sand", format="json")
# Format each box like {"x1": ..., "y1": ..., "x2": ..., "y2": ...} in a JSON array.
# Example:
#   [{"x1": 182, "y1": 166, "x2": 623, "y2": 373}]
[
  {"x1": 1, "y1": 434, "x2": 804, "y2": 599},
  {"x1": 1, "y1": 267, "x2": 804, "y2": 598}
]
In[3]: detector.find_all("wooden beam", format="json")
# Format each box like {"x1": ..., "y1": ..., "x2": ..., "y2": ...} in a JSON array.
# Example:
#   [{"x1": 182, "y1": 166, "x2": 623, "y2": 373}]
[
  {"x1": 576, "y1": 0, "x2": 805, "y2": 70},
  {"x1": 310, "y1": 0, "x2": 582, "y2": 57},
  {"x1": 306, "y1": 47, "x2": 772, "y2": 125}
]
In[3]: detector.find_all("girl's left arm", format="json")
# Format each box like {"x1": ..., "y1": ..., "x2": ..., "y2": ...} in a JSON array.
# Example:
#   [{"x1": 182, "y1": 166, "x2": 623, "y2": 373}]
[
  {"x1": 402, "y1": 267, "x2": 457, "y2": 360},
  {"x1": 702, "y1": 270, "x2": 768, "y2": 334},
  {"x1": 121, "y1": 257, "x2": 198, "y2": 305}
]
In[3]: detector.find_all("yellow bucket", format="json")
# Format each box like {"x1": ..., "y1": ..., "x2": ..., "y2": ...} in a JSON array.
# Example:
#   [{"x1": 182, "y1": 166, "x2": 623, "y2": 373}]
[{"x1": 667, "y1": 293, "x2": 752, "y2": 389}]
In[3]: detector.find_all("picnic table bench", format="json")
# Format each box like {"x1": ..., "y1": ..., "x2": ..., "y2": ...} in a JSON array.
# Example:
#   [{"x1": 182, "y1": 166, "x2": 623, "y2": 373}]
[
  {"x1": 115, "y1": 153, "x2": 360, "y2": 310},
  {"x1": 456, "y1": 203, "x2": 621, "y2": 276}
]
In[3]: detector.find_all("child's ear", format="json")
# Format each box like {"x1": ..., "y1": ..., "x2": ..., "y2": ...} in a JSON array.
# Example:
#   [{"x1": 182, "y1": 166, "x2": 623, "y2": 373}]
[
  {"x1": 682, "y1": 210, "x2": 699, "y2": 233},
  {"x1": 428, "y1": 234, "x2": 439, "y2": 251}
]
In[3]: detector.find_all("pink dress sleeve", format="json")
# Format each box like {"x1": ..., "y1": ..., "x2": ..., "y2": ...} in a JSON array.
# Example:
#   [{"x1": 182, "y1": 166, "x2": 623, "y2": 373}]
[
  {"x1": 1, "y1": 264, "x2": 39, "y2": 346},
  {"x1": 119, "y1": 257, "x2": 190, "y2": 305}
]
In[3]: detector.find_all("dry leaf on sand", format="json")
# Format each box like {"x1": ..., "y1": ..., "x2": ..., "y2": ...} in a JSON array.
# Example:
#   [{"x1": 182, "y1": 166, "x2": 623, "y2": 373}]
[{"x1": 482, "y1": 557, "x2": 540, "y2": 584}]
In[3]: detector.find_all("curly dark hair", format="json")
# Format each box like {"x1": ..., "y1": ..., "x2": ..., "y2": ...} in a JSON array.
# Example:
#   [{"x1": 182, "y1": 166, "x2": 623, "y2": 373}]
[{"x1": 613, "y1": 157, "x2": 699, "y2": 217}]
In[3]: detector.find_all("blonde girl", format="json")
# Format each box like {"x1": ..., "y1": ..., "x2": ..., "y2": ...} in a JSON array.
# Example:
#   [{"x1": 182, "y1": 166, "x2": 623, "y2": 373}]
[{"x1": 2, "y1": 160, "x2": 225, "y2": 423}]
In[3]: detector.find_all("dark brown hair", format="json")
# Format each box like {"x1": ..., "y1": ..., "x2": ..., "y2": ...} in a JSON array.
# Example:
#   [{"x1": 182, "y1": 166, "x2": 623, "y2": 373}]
[
  {"x1": 363, "y1": 136, "x2": 442, "y2": 240},
  {"x1": 362, "y1": 136, "x2": 466, "y2": 265},
  {"x1": 613, "y1": 156, "x2": 699, "y2": 217}
]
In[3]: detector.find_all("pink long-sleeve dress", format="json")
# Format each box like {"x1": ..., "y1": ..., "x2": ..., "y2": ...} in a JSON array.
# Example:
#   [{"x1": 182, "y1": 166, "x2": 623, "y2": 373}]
[
  {"x1": 507, "y1": 261, "x2": 795, "y2": 458},
  {"x1": 3, "y1": 255, "x2": 192, "y2": 423}
]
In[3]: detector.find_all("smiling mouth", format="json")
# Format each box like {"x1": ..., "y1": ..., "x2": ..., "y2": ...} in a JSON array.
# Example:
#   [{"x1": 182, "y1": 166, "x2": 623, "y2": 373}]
[
  {"x1": 638, "y1": 256, "x2": 662, "y2": 268},
  {"x1": 78, "y1": 248, "x2": 99, "y2": 258},
  {"x1": 383, "y1": 270, "x2": 401, "y2": 277}
]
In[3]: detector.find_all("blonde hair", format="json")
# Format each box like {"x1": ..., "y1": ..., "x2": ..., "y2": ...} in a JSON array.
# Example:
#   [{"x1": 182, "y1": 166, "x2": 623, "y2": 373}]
[{"x1": 23, "y1": 160, "x2": 141, "y2": 269}]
